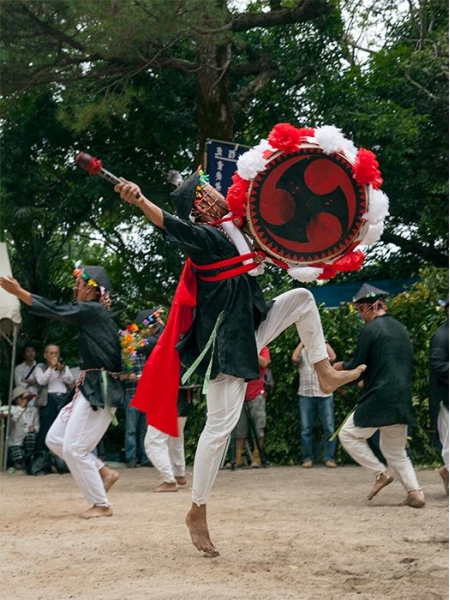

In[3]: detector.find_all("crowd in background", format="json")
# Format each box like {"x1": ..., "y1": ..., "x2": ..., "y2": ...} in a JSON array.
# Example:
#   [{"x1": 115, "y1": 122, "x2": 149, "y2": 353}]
[{"x1": 4, "y1": 291, "x2": 446, "y2": 505}]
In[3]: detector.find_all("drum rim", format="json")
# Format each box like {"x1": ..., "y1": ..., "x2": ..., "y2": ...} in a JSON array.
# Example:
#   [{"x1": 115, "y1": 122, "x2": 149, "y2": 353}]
[{"x1": 245, "y1": 145, "x2": 369, "y2": 266}]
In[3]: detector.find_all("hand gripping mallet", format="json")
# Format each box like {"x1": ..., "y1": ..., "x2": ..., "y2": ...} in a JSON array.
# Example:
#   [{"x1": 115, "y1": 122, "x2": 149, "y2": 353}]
[{"x1": 75, "y1": 152, "x2": 141, "y2": 199}]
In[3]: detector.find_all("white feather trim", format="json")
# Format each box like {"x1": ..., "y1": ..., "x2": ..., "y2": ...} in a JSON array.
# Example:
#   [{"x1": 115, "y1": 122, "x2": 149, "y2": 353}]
[
  {"x1": 360, "y1": 221, "x2": 384, "y2": 245},
  {"x1": 253, "y1": 138, "x2": 273, "y2": 154},
  {"x1": 364, "y1": 188, "x2": 390, "y2": 224},
  {"x1": 237, "y1": 147, "x2": 267, "y2": 181},
  {"x1": 340, "y1": 138, "x2": 358, "y2": 163},
  {"x1": 314, "y1": 126, "x2": 346, "y2": 155},
  {"x1": 288, "y1": 266, "x2": 323, "y2": 282}
]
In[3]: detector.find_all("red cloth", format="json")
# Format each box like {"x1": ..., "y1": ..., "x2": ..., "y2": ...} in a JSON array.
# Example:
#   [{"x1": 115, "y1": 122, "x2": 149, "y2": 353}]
[
  {"x1": 245, "y1": 346, "x2": 270, "y2": 400},
  {"x1": 130, "y1": 259, "x2": 197, "y2": 437}
]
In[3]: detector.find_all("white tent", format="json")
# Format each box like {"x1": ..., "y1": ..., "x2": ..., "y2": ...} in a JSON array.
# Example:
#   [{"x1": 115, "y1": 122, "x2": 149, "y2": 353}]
[{"x1": 0, "y1": 242, "x2": 22, "y2": 471}]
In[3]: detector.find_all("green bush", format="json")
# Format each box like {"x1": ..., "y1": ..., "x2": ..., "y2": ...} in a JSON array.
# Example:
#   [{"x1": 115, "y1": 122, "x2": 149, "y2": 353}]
[
  {"x1": 65, "y1": 267, "x2": 449, "y2": 466},
  {"x1": 184, "y1": 267, "x2": 448, "y2": 467}
]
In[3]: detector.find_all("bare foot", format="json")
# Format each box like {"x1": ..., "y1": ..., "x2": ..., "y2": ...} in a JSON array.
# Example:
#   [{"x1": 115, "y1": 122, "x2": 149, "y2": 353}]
[
  {"x1": 175, "y1": 476, "x2": 187, "y2": 487},
  {"x1": 99, "y1": 465, "x2": 119, "y2": 492},
  {"x1": 367, "y1": 472, "x2": 394, "y2": 500},
  {"x1": 78, "y1": 505, "x2": 113, "y2": 519},
  {"x1": 401, "y1": 489, "x2": 425, "y2": 508},
  {"x1": 315, "y1": 359, "x2": 366, "y2": 394},
  {"x1": 154, "y1": 482, "x2": 178, "y2": 493},
  {"x1": 186, "y1": 503, "x2": 220, "y2": 557}
]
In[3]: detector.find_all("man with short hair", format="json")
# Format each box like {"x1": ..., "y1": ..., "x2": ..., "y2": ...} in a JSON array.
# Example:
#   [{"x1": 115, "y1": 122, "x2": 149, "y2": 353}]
[
  {"x1": 336, "y1": 284, "x2": 425, "y2": 508},
  {"x1": 35, "y1": 344, "x2": 74, "y2": 453},
  {"x1": 14, "y1": 343, "x2": 38, "y2": 403},
  {"x1": 115, "y1": 172, "x2": 365, "y2": 555},
  {"x1": 0, "y1": 264, "x2": 122, "y2": 519}
]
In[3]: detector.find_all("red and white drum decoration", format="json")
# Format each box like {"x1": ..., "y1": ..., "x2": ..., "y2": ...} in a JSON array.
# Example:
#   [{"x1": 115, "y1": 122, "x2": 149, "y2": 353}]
[{"x1": 225, "y1": 123, "x2": 389, "y2": 282}]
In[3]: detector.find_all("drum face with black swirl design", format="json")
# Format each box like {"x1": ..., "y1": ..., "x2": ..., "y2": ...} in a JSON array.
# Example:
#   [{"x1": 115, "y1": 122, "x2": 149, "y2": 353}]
[{"x1": 247, "y1": 144, "x2": 368, "y2": 265}]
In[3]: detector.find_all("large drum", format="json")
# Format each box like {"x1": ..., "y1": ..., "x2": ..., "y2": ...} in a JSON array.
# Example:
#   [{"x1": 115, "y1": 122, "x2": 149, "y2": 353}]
[
  {"x1": 246, "y1": 143, "x2": 368, "y2": 266},
  {"x1": 224, "y1": 124, "x2": 387, "y2": 279}
]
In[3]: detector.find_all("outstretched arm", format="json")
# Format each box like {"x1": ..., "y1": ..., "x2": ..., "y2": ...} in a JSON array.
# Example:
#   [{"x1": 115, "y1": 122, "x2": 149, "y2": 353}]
[
  {"x1": 0, "y1": 276, "x2": 32, "y2": 306},
  {"x1": 114, "y1": 178, "x2": 165, "y2": 229}
]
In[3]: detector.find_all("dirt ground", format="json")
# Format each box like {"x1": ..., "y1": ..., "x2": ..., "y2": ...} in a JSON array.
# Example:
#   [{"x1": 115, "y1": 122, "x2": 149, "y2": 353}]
[{"x1": 0, "y1": 464, "x2": 448, "y2": 600}]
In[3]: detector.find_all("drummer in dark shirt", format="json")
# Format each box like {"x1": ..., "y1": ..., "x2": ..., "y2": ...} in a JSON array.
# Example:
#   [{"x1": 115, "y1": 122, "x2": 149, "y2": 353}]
[
  {"x1": 0, "y1": 265, "x2": 122, "y2": 519},
  {"x1": 115, "y1": 171, "x2": 365, "y2": 556},
  {"x1": 336, "y1": 284, "x2": 425, "y2": 508}
]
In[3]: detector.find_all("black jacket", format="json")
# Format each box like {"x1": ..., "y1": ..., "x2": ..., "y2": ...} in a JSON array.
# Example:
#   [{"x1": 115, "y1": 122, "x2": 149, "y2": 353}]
[
  {"x1": 30, "y1": 295, "x2": 122, "y2": 409},
  {"x1": 161, "y1": 212, "x2": 268, "y2": 381},
  {"x1": 429, "y1": 319, "x2": 449, "y2": 429},
  {"x1": 343, "y1": 314, "x2": 415, "y2": 427}
]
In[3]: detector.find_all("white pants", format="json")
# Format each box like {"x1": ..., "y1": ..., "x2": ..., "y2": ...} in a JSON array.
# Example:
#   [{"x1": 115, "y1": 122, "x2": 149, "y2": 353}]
[
  {"x1": 192, "y1": 288, "x2": 328, "y2": 505},
  {"x1": 438, "y1": 405, "x2": 449, "y2": 470},
  {"x1": 46, "y1": 393, "x2": 112, "y2": 507},
  {"x1": 145, "y1": 417, "x2": 188, "y2": 483},
  {"x1": 339, "y1": 414, "x2": 420, "y2": 492}
]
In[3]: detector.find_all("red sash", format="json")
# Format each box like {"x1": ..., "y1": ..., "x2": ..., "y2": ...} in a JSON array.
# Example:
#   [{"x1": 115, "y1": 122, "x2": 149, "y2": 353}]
[
  {"x1": 130, "y1": 259, "x2": 197, "y2": 437},
  {"x1": 131, "y1": 250, "x2": 264, "y2": 436}
]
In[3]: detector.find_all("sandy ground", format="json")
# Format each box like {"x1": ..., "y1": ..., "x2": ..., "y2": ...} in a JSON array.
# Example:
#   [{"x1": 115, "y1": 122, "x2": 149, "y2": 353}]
[{"x1": 0, "y1": 464, "x2": 448, "y2": 600}]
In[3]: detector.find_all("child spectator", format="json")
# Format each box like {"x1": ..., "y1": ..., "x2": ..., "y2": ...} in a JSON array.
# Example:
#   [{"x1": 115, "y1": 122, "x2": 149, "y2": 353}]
[{"x1": 8, "y1": 387, "x2": 40, "y2": 471}]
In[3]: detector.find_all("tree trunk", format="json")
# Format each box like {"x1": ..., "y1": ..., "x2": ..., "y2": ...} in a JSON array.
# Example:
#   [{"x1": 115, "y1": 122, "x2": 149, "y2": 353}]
[{"x1": 195, "y1": 35, "x2": 234, "y2": 162}]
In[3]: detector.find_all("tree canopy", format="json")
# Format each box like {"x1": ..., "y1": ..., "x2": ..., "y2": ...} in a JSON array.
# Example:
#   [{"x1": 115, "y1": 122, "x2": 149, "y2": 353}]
[{"x1": 0, "y1": 0, "x2": 448, "y2": 347}]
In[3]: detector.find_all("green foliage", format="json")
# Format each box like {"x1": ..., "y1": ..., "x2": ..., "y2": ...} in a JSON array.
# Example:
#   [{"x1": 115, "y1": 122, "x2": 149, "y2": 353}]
[
  {"x1": 0, "y1": 0, "x2": 448, "y2": 462},
  {"x1": 303, "y1": 0, "x2": 449, "y2": 271},
  {"x1": 184, "y1": 267, "x2": 448, "y2": 467}
]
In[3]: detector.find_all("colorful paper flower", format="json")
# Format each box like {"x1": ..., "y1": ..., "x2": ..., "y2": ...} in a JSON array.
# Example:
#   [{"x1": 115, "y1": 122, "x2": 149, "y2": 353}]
[
  {"x1": 119, "y1": 323, "x2": 156, "y2": 368},
  {"x1": 353, "y1": 148, "x2": 383, "y2": 189},
  {"x1": 267, "y1": 123, "x2": 302, "y2": 154},
  {"x1": 226, "y1": 173, "x2": 250, "y2": 217},
  {"x1": 222, "y1": 122, "x2": 389, "y2": 282}
]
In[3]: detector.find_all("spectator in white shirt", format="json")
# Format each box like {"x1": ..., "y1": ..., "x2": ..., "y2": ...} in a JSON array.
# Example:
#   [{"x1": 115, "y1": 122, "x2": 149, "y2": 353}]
[
  {"x1": 14, "y1": 343, "x2": 39, "y2": 404},
  {"x1": 35, "y1": 344, "x2": 74, "y2": 452},
  {"x1": 292, "y1": 341, "x2": 338, "y2": 469}
]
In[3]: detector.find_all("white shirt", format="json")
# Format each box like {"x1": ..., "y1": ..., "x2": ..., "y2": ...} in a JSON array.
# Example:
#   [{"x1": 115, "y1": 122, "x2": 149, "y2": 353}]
[
  {"x1": 14, "y1": 361, "x2": 38, "y2": 395},
  {"x1": 295, "y1": 348, "x2": 329, "y2": 398},
  {"x1": 8, "y1": 405, "x2": 40, "y2": 447},
  {"x1": 35, "y1": 363, "x2": 74, "y2": 394}
]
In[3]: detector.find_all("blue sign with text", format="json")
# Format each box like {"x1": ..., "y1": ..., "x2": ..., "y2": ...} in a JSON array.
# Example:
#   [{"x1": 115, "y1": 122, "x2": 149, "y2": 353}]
[{"x1": 204, "y1": 139, "x2": 250, "y2": 195}]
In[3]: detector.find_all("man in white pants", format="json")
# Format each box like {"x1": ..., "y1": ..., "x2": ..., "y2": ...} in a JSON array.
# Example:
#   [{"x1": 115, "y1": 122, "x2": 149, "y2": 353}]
[
  {"x1": 0, "y1": 264, "x2": 122, "y2": 519},
  {"x1": 336, "y1": 284, "x2": 425, "y2": 509},
  {"x1": 115, "y1": 173, "x2": 365, "y2": 556},
  {"x1": 145, "y1": 386, "x2": 191, "y2": 492}
]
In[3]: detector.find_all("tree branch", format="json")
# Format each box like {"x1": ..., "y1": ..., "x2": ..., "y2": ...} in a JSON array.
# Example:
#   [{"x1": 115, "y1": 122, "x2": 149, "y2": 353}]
[
  {"x1": 18, "y1": 0, "x2": 100, "y2": 56},
  {"x1": 382, "y1": 231, "x2": 448, "y2": 267},
  {"x1": 230, "y1": 0, "x2": 334, "y2": 32}
]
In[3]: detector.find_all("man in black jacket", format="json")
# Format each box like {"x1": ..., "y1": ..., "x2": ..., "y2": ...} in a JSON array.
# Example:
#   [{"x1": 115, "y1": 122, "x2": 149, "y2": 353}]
[
  {"x1": 429, "y1": 299, "x2": 449, "y2": 494},
  {"x1": 0, "y1": 265, "x2": 122, "y2": 518},
  {"x1": 337, "y1": 284, "x2": 424, "y2": 508},
  {"x1": 115, "y1": 173, "x2": 366, "y2": 556}
]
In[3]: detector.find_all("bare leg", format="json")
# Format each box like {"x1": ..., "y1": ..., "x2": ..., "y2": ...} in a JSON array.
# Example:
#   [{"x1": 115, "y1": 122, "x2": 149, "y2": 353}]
[
  {"x1": 175, "y1": 475, "x2": 187, "y2": 486},
  {"x1": 439, "y1": 466, "x2": 449, "y2": 494},
  {"x1": 186, "y1": 503, "x2": 220, "y2": 557},
  {"x1": 99, "y1": 465, "x2": 119, "y2": 492},
  {"x1": 78, "y1": 505, "x2": 113, "y2": 519},
  {"x1": 314, "y1": 359, "x2": 366, "y2": 394}
]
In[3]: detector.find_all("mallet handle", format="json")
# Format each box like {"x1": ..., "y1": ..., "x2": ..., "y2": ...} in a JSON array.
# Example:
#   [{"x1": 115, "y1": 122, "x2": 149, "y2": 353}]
[{"x1": 98, "y1": 168, "x2": 121, "y2": 186}]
